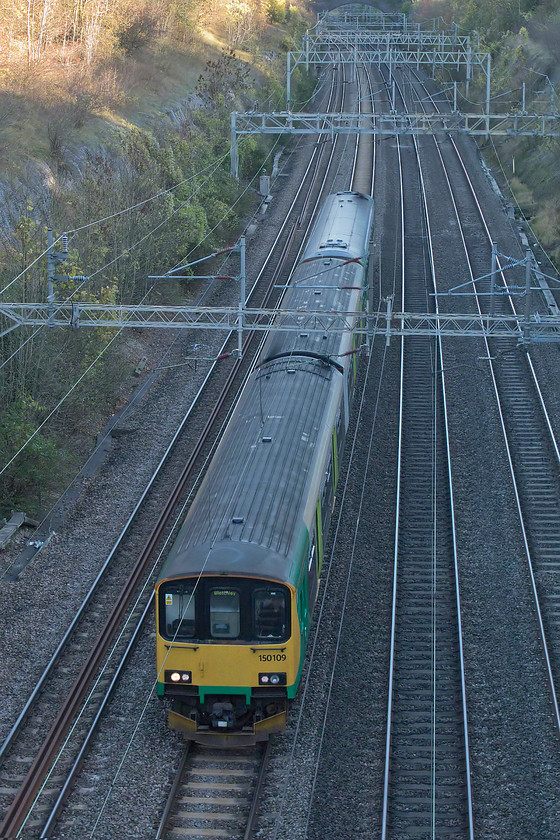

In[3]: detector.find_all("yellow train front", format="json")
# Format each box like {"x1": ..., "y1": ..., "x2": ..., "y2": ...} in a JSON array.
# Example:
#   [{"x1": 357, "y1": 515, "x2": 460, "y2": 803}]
[
  {"x1": 155, "y1": 191, "x2": 374, "y2": 745},
  {"x1": 155, "y1": 557, "x2": 303, "y2": 746}
]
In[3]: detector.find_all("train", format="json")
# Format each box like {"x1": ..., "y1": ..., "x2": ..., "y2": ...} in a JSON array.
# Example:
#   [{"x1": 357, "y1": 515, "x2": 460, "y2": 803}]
[{"x1": 155, "y1": 191, "x2": 374, "y2": 745}]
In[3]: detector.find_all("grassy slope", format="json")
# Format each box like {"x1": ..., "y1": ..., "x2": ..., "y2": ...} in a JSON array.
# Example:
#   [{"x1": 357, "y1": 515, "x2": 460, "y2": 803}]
[
  {"x1": 0, "y1": 12, "x2": 312, "y2": 518},
  {"x1": 0, "y1": 21, "x2": 285, "y2": 185}
]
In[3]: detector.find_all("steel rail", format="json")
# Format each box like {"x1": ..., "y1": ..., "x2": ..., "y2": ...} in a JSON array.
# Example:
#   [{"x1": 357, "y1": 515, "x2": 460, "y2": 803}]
[
  {"x1": 244, "y1": 741, "x2": 272, "y2": 840},
  {"x1": 153, "y1": 65, "x2": 355, "y2": 840},
  {"x1": 380, "y1": 78, "x2": 406, "y2": 840},
  {"x1": 41, "y1": 595, "x2": 155, "y2": 837},
  {"x1": 0, "y1": 88, "x2": 334, "y2": 771},
  {"x1": 155, "y1": 744, "x2": 192, "y2": 839},
  {"x1": 416, "y1": 70, "x2": 560, "y2": 739},
  {"x1": 266, "y1": 57, "x2": 373, "y2": 840},
  {"x1": 155, "y1": 741, "x2": 270, "y2": 840},
  {"x1": 381, "y1": 65, "x2": 474, "y2": 839},
  {"x1": 412, "y1": 84, "x2": 475, "y2": 839},
  {"x1": 450, "y1": 146, "x2": 560, "y2": 737},
  {"x1": 0, "y1": 63, "x2": 340, "y2": 772},
  {"x1": 0, "y1": 104, "x2": 340, "y2": 840},
  {"x1": 1, "y1": 65, "x2": 354, "y2": 839}
]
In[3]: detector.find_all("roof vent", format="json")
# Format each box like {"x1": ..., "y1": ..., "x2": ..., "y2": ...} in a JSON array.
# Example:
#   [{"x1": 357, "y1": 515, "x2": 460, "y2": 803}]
[
  {"x1": 262, "y1": 436, "x2": 272, "y2": 443},
  {"x1": 232, "y1": 517, "x2": 244, "y2": 524}
]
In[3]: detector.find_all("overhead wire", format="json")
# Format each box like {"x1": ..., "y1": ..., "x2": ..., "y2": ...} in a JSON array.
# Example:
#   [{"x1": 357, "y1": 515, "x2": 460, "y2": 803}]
[
  {"x1": 87, "y1": 348, "x2": 268, "y2": 837},
  {"x1": 174, "y1": 132, "x2": 284, "y2": 268},
  {"x1": 1, "y1": 51, "x2": 324, "y2": 299},
  {"x1": 0, "y1": 137, "x2": 249, "y2": 298},
  {"x1": 11, "y1": 67, "x2": 334, "y2": 829},
  {"x1": 0, "y1": 133, "x2": 270, "y2": 474},
  {"x1": 270, "y1": 312, "x2": 385, "y2": 840},
  {"x1": 272, "y1": 59, "x2": 384, "y2": 836},
  {"x1": 53, "y1": 71, "x2": 337, "y2": 832},
  {"x1": 172, "y1": 65, "x2": 330, "y2": 269},
  {"x1": 15, "y1": 433, "x2": 220, "y2": 836},
  {"x1": 488, "y1": 132, "x2": 560, "y2": 276},
  {"x1": 0, "y1": 235, "x2": 65, "y2": 297},
  {"x1": 0, "y1": 295, "x2": 149, "y2": 477},
  {"x1": 303, "y1": 329, "x2": 388, "y2": 838},
  {"x1": 0, "y1": 112, "x2": 284, "y2": 377},
  {"x1": 0, "y1": 145, "x2": 233, "y2": 383}
]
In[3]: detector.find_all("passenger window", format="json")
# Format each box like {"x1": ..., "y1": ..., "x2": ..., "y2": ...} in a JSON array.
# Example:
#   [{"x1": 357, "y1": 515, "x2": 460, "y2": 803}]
[
  {"x1": 254, "y1": 589, "x2": 286, "y2": 639},
  {"x1": 210, "y1": 589, "x2": 240, "y2": 639},
  {"x1": 163, "y1": 583, "x2": 195, "y2": 640}
]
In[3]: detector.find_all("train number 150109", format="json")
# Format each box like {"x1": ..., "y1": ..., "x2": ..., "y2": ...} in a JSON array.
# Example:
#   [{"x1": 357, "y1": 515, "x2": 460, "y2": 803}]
[{"x1": 258, "y1": 653, "x2": 286, "y2": 662}]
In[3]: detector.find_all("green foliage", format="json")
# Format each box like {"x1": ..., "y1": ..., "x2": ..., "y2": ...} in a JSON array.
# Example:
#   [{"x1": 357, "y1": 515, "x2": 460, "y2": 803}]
[
  {"x1": 456, "y1": 0, "x2": 560, "y2": 273},
  {"x1": 167, "y1": 0, "x2": 202, "y2": 43},
  {"x1": 0, "y1": 397, "x2": 71, "y2": 516},
  {"x1": 238, "y1": 134, "x2": 270, "y2": 179},
  {"x1": 290, "y1": 65, "x2": 317, "y2": 108},
  {"x1": 267, "y1": 0, "x2": 288, "y2": 24},
  {"x1": 0, "y1": 0, "x2": 311, "y2": 517},
  {"x1": 196, "y1": 49, "x2": 251, "y2": 105}
]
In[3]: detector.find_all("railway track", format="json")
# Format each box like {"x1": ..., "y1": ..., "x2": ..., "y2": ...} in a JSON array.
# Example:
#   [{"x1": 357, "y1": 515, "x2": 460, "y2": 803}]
[
  {"x1": 0, "y1": 61, "x2": 360, "y2": 838},
  {"x1": 150, "y1": 61, "x2": 372, "y2": 840},
  {"x1": 270, "y1": 28, "x2": 560, "y2": 840},
  {"x1": 156, "y1": 743, "x2": 270, "y2": 840},
  {"x1": 407, "y1": 66, "x2": 560, "y2": 733},
  {"x1": 380, "y1": 69, "x2": 473, "y2": 837}
]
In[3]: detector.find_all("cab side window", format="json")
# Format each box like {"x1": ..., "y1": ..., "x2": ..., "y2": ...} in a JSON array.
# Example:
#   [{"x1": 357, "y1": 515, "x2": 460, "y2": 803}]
[
  {"x1": 162, "y1": 583, "x2": 195, "y2": 640},
  {"x1": 254, "y1": 588, "x2": 286, "y2": 639}
]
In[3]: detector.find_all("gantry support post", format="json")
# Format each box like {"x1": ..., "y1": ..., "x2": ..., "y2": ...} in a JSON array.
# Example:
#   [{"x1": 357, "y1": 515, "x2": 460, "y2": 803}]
[
  {"x1": 238, "y1": 236, "x2": 246, "y2": 356},
  {"x1": 524, "y1": 248, "x2": 532, "y2": 343},
  {"x1": 486, "y1": 52, "x2": 491, "y2": 136},
  {"x1": 489, "y1": 242, "x2": 497, "y2": 318},
  {"x1": 46, "y1": 229, "x2": 72, "y2": 327},
  {"x1": 47, "y1": 229, "x2": 55, "y2": 325},
  {"x1": 385, "y1": 296, "x2": 393, "y2": 346},
  {"x1": 231, "y1": 112, "x2": 239, "y2": 179}
]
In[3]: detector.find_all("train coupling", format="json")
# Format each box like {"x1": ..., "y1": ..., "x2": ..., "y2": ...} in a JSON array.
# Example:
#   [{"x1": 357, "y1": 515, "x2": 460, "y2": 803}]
[{"x1": 210, "y1": 701, "x2": 236, "y2": 729}]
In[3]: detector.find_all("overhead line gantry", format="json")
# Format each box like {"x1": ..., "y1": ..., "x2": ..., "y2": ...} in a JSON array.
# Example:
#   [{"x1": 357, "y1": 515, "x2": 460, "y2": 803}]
[
  {"x1": 230, "y1": 11, "x2": 560, "y2": 178},
  {"x1": 4, "y1": 11, "x2": 560, "y2": 352}
]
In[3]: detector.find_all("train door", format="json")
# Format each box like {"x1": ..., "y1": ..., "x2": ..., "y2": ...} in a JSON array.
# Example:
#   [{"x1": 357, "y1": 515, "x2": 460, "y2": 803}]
[
  {"x1": 307, "y1": 532, "x2": 318, "y2": 606},
  {"x1": 343, "y1": 369, "x2": 350, "y2": 430},
  {"x1": 298, "y1": 576, "x2": 310, "y2": 647},
  {"x1": 320, "y1": 449, "x2": 335, "y2": 539},
  {"x1": 316, "y1": 503, "x2": 323, "y2": 576}
]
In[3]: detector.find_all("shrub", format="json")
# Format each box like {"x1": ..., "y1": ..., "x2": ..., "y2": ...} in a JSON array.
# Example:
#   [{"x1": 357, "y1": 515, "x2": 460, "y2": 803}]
[{"x1": 117, "y1": 12, "x2": 157, "y2": 56}]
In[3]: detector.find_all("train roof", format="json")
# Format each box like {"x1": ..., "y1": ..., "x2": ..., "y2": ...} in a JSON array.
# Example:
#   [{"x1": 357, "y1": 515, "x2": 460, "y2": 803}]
[
  {"x1": 157, "y1": 355, "x2": 340, "y2": 586},
  {"x1": 157, "y1": 191, "x2": 374, "y2": 590},
  {"x1": 260, "y1": 258, "x2": 363, "y2": 363},
  {"x1": 300, "y1": 191, "x2": 374, "y2": 262}
]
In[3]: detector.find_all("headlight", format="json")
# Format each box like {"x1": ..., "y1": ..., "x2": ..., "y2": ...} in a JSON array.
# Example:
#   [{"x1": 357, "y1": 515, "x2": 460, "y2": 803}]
[
  {"x1": 165, "y1": 670, "x2": 192, "y2": 683},
  {"x1": 259, "y1": 672, "x2": 287, "y2": 686}
]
